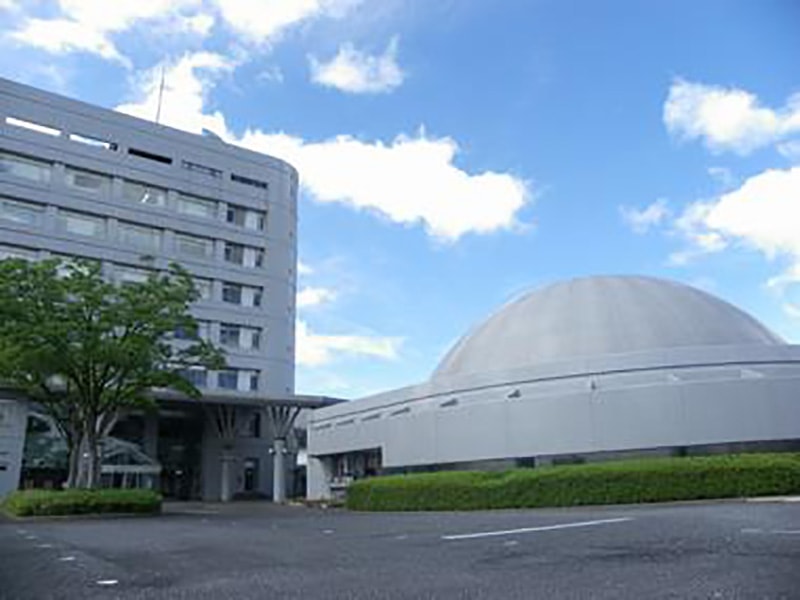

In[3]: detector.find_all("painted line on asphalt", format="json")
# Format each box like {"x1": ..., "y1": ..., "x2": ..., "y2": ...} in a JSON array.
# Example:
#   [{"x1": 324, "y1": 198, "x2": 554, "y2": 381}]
[
  {"x1": 96, "y1": 580, "x2": 118, "y2": 586},
  {"x1": 442, "y1": 517, "x2": 634, "y2": 541},
  {"x1": 58, "y1": 556, "x2": 76, "y2": 562},
  {"x1": 743, "y1": 528, "x2": 800, "y2": 536},
  {"x1": 36, "y1": 543, "x2": 54, "y2": 549}
]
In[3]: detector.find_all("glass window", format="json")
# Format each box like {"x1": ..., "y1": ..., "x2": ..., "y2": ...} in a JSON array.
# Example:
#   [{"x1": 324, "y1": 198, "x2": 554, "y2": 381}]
[
  {"x1": 0, "y1": 152, "x2": 51, "y2": 183},
  {"x1": 116, "y1": 266, "x2": 150, "y2": 285},
  {"x1": 217, "y1": 370, "x2": 238, "y2": 390},
  {"x1": 249, "y1": 371, "x2": 259, "y2": 391},
  {"x1": 247, "y1": 210, "x2": 266, "y2": 231},
  {"x1": 253, "y1": 288, "x2": 262, "y2": 307},
  {"x1": 122, "y1": 180, "x2": 166, "y2": 206},
  {"x1": 224, "y1": 242, "x2": 244, "y2": 265},
  {"x1": 177, "y1": 194, "x2": 216, "y2": 219},
  {"x1": 180, "y1": 368, "x2": 207, "y2": 388},
  {"x1": 251, "y1": 329, "x2": 261, "y2": 350},
  {"x1": 119, "y1": 222, "x2": 161, "y2": 251},
  {"x1": 226, "y1": 205, "x2": 246, "y2": 227},
  {"x1": 254, "y1": 248, "x2": 265, "y2": 268},
  {"x1": 222, "y1": 282, "x2": 242, "y2": 304},
  {"x1": 0, "y1": 197, "x2": 42, "y2": 225},
  {"x1": 58, "y1": 211, "x2": 105, "y2": 238},
  {"x1": 0, "y1": 245, "x2": 35, "y2": 260},
  {"x1": 181, "y1": 160, "x2": 222, "y2": 178},
  {"x1": 65, "y1": 167, "x2": 109, "y2": 193},
  {"x1": 220, "y1": 323, "x2": 241, "y2": 348},
  {"x1": 175, "y1": 234, "x2": 213, "y2": 259},
  {"x1": 175, "y1": 321, "x2": 208, "y2": 340}
]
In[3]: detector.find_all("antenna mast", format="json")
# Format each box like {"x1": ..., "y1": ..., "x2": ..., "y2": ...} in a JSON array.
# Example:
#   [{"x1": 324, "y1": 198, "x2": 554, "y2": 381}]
[{"x1": 155, "y1": 65, "x2": 166, "y2": 124}]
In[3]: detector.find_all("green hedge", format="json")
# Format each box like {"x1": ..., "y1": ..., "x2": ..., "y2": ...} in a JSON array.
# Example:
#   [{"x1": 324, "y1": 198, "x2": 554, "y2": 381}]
[
  {"x1": 347, "y1": 453, "x2": 800, "y2": 511},
  {"x1": 2, "y1": 489, "x2": 162, "y2": 517}
]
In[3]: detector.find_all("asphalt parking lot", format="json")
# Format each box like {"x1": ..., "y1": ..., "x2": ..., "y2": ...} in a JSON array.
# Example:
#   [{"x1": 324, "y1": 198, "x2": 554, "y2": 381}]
[{"x1": 1, "y1": 498, "x2": 799, "y2": 599}]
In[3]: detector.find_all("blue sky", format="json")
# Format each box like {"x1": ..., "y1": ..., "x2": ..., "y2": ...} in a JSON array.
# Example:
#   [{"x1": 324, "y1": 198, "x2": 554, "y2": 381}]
[{"x1": 1, "y1": 0, "x2": 798, "y2": 397}]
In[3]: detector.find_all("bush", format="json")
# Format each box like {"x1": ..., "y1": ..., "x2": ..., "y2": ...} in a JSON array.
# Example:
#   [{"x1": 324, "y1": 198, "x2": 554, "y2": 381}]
[
  {"x1": 2, "y1": 489, "x2": 162, "y2": 517},
  {"x1": 347, "y1": 453, "x2": 800, "y2": 511}
]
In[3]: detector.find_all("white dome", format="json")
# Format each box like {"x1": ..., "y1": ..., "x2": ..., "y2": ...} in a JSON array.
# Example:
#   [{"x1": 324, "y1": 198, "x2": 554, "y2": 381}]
[{"x1": 433, "y1": 276, "x2": 783, "y2": 379}]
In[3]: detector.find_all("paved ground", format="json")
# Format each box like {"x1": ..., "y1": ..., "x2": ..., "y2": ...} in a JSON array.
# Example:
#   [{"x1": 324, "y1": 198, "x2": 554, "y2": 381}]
[{"x1": 1, "y1": 499, "x2": 799, "y2": 599}]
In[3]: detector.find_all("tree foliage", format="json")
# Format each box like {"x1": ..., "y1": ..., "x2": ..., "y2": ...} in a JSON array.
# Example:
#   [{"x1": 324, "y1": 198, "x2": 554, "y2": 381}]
[{"x1": 0, "y1": 258, "x2": 225, "y2": 488}]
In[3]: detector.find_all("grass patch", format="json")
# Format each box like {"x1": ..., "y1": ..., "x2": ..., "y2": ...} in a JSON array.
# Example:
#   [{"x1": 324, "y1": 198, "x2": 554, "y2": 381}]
[
  {"x1": 347, "y1": 453, "x2": 800, "y2": 511},
  {"x1": 2, "y1": 489, "x2": 162, "y2": 517}
]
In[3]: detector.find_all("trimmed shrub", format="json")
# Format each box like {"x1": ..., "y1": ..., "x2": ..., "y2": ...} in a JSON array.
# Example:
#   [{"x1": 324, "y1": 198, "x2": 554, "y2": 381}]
[
  {"x1": 347, "y1": 453, "x2": 800, "y2": 511},
  {"x1": 2, "y1": 489, "x2": 162, "y2": 517}
]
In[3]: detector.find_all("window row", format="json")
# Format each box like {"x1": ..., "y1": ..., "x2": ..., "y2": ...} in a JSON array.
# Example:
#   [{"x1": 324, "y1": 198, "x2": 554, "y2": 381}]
[
  {"x1": 0, "y1": 197, "x2": 268, "y2": 269},
  {"x1": 0, "y1": 151, "x2": 268, "y2": 232},
  {"x1": 4, "y1": 116, "x2": 271, "y2": 191},
  {"x1": 175, "y1": 321, "x2": 262, "y2": 352},
  {"x1": 0, "y1": 242, "x2": 267, "y2": 309},
  {"x1": 179, "y1": 367, "x2": 260, "y2": 392}
]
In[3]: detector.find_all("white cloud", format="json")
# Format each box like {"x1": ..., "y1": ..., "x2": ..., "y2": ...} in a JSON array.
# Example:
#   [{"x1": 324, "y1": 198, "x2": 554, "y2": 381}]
[
  {"x1": 297, "y1": 261, "x2": 314, "y2": 276},
  {"x1": 8, "y1": 0, "x2": 209, "y2": 64},
  {"x1": 297, "y1": 286, "x2": 338, "y2": 308},
  {"x1": 673, "y1": 166, "x2": 800, "y2": 317},
  {"x1": 241, "y1": 129, "x2": 529, "y2": 241},
  {"x1": 664, "y1": 79, "x2": 800, "y2": 155},
  {"x1": 620, "y1": 198, "x2": 670, "y2": 234},
  {"x1": 116, "y1": 52, "x2": 235, "y2": 136},
  {"x1": 295, "y1": 320, "x2": 401, "y2": 367},
  {"x1": 211, "y1": 0, "x2": 362, "y2": 43},
  {"x1": 309, "y1": 37, "x2": 405, "y2": 94}
]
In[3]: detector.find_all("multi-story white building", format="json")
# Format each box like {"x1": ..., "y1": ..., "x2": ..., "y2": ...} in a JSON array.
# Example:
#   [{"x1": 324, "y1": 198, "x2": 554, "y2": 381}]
[{"x1": 0, "y1": 77, "x2": 333, "y2": 501}]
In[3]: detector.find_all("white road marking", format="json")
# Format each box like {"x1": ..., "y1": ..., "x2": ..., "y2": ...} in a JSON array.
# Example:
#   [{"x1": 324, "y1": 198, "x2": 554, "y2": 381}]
[
  {"x1": 25, "y1": 535, "x2": 37, "y2": 540},
  {"x1": 96, "y1": 580, "x2": 118, "y2": 586},
  {"x1": 770, "y1": 530, "x2": 800, "y2": 535},
  {"x1": 58, "y1": 556, "x2": 76, "y2": 562},
  {"x1": 36, "y1": 543, "x2": 54, "y2": 549},
  {"x1": 322, "y1": 529, "x2": 334, "y2": 534},
  {"x1": 503, "y1": 540, "x2": 519, "y2": 547},
  {"x1": 442, "y1": 517, "x2": 633, "y2": 541}
]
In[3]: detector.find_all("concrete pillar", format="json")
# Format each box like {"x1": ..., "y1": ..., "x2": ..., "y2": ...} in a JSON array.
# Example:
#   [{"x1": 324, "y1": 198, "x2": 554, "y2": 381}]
[
  {"x1": 143, "y1": 412, "x2": 158, "y2": 460},
  {"x1": 306, "y1": 456, "x2": 332, "y2": 501},
  {"x1": 220, "y1": 452, "x2": 235, "y2": 502},
  {"x1": 272, "y1": 438, "x2": 286, "y2": 503}
]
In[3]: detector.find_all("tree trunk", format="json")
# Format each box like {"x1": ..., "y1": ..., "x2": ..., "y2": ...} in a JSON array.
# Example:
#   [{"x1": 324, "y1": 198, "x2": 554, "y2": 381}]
[
  {"x1": 65, "y1": 436, "x2": 81, "y2": 489},
  {"x1": 85, "y1": 430, "x2": 101, "y2": 489}
]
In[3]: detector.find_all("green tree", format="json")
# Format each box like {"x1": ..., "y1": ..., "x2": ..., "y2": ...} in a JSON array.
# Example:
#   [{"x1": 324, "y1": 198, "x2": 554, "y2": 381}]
[{"x1": 0, "y1": 258, "x2": 225, "y2": 488}]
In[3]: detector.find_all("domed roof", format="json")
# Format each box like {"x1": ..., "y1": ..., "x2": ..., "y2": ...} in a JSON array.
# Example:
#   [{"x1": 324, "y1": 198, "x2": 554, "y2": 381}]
[{"x1": 433, "y1": 275, "x2": 783, "y2": 379}]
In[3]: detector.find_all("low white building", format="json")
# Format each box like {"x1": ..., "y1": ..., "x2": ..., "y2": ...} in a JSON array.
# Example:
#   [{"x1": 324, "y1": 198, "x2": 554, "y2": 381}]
[{"x1": 307, "y1": 275, "x2": 800, "y2": 499}]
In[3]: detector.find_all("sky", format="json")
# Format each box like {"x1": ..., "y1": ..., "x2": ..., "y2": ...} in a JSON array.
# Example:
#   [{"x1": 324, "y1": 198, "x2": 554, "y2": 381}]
[{"x1": 0, "y1": 0, "x2": 798, "y2": 398}]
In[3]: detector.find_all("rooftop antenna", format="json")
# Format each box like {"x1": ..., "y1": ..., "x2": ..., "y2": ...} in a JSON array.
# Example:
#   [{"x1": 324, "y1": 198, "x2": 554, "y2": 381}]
[{"x1": 155, "y1": 64, "x2": 166, "y2": 124}]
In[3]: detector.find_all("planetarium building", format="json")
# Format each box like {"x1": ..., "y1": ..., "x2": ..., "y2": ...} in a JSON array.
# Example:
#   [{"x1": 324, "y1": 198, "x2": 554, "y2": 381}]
[{"x1": 307, "y1": 276, "x2": 800, "y2": 499}]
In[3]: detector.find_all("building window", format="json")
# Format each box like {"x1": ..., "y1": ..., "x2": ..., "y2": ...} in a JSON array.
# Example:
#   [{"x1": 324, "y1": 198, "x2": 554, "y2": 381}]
[
  {"x1": 180, "y1": 368, "x2": 207, "y2": 388},
  {"x1": 65, "y1": 167, "x2": 109, "y2": 194},
  {"x1": 175, "y1": 234, "x2": 213, "y2": 259},
  {"x1": 5, "y1": 116, "x2": 60, "y2": 137},
  {"x1": 174, "y1": 320, "x2": 208, "y2": 340},
  {"x1": 253, "y1": 248, "x2": 264, "y2": 268},
  {"x1": 222, "y1": 282, "x2": 242, "y2": 304},
  {"x1": 226, "y1": 205, "x2": 246, "y2": 227},
  {"x1": 253, "y1": 288, "x2": 262, "y2": 307},
  {"x1": 115, "y1": 266, "x2": 150, "y2": 285},
  {"x1": 219, "y1": 323, "x2": 241, "y2": 349},
  {"x1": 249, "y1": 371, "x2": 259, "y2": 391},
  {"x1": 224, "y1": 242, "x2": 244, "y2": 265},
  {"x1": 119, "y1": 222, "x2": 161, "y2": 251},
  {"x1": 181, "y1": 160, "x2": 222, "y2": 178},
  {"x1": 177, "y1": 194, "x2": 216, "y2": 219},
  {"x1": 0, "y1": 151, "x2": 51, "y2": 183},
  {"x1": 58, "y1": 210, "x2": 105, "y2": 238},
  {"x1": 227, "y1": 205, "x2": 266, "y2": 231},
  {"x1": 0, "y1": 197, "x2": 42, "y2": 226},
  {"x1": 217, "y1": 370, "x2": 238, "y2": 390},
  {"x1": 231, "y1": 173, "x2": 268, "y2": 190},
  {"x1": 0, "y1": 245, "x2": 35, "y2": 260},
  {"x1": 122, "y1": 180, "x2": 166, "y2": 206}
]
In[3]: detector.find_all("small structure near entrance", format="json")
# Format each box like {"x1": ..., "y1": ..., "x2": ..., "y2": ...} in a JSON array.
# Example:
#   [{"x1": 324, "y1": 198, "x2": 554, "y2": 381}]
[{"x1": 307, "y1": 275, "x2": 800, "y2": 500}]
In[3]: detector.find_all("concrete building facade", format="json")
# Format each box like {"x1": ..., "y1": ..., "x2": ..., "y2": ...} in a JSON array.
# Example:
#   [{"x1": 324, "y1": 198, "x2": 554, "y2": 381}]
[
  {"x1": 0, "y1": 77, "x2": 329, "y2": 500},
  {"x1": 307, "y1": 276, "x2": 800, "y2": 499}
]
